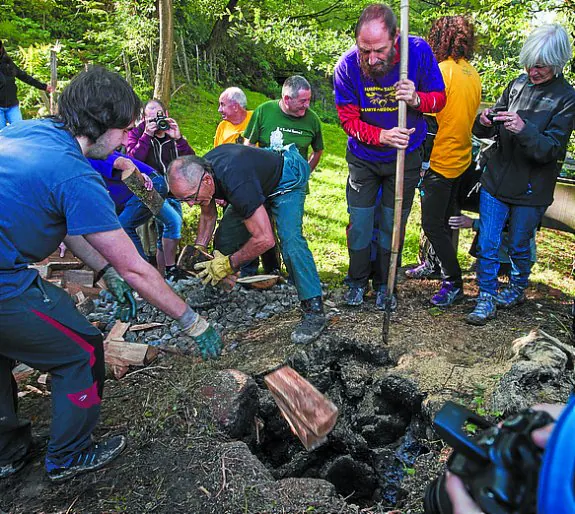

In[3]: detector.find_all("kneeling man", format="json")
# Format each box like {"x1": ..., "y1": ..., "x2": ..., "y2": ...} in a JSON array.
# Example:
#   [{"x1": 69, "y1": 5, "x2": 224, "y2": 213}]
[{"x1": 168, "y1": 144, "x2": 326, "y2": 344}]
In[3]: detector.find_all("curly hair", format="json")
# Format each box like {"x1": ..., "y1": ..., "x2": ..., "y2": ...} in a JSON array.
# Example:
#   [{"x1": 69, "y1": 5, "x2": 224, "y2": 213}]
[{"x1": 428, "y1": 16, "x2": 475, "y2": 63}]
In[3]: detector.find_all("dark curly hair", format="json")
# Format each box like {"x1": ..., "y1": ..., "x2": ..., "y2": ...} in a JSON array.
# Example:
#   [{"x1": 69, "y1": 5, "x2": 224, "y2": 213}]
[
  {"x1": 57, "y1": 66, "x2": 141, "y2": 142},
  {"x1": 428, "y1": 16, "x2": 475, "y2": 63}
]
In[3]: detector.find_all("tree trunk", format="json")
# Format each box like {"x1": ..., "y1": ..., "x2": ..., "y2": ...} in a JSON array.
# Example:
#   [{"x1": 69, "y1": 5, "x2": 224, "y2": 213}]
[
  {"x1": 153, "y1": 0, "x2": 174, "y2": 106},
  {"x1": 205, "y1": 0, "x2": 240, "y2": 55}
]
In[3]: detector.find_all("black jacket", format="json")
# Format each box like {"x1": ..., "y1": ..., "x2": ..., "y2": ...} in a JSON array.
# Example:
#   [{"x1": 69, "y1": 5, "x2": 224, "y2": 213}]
[
  {"x1": 0, "y1": 55, "x2": 47, "y2": 108},
  {"x1": 473, "y1": 73, "x2": 575, "y2": 206}
]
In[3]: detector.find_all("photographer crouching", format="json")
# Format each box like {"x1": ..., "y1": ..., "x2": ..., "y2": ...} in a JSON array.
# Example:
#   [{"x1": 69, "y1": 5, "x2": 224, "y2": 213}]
[{"x1": 126, "y1": 99, "x2": 195, "y2": 281}]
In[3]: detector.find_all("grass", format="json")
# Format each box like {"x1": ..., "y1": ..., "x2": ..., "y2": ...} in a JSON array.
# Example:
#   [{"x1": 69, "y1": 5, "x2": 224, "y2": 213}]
[{"x1": 170, "y1": 84, "x2": 575, "y2": 295}]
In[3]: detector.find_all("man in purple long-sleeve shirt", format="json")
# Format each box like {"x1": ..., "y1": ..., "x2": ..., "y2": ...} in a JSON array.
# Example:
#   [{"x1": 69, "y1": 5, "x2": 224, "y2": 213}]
[{"x1": 126, "y1": 99, "x2": 194, "y2": 281}]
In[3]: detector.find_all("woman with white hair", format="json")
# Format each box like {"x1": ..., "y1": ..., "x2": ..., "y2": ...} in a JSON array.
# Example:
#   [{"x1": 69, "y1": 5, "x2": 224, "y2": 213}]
[{"x1": 467, "y1": 24, "x2": 575, "y2": 325}]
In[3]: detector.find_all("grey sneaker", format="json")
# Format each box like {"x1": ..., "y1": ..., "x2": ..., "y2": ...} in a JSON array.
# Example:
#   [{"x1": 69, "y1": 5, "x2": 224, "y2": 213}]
[
  {"x1": 375, "y1": 287, "x2": 397, "y2": 312},
  {"x1": 495, "y1": 285, "x2": 525, "y2": 309},
  {"x1": 344, "y1": 286, "x2": 366, "y2": 306},
  {"x1": 46, "y1": 435, "x2": 126, "y2": 482},
  {"x1": 466, "y1": 293, "x2": 497, "y2": 326},
  {"x1": 0, "y1": 456, "x2": 28, "y2": 479}
]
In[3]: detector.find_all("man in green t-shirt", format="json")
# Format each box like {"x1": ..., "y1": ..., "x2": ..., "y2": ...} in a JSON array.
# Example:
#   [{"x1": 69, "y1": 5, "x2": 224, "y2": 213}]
[{"x1": 244, "y1": 75, "x2": 324, "y2": 171}]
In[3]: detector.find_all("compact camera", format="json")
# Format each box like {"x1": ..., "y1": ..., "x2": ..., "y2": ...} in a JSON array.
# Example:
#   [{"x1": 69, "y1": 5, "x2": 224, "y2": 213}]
[
  {"x1": 154, "y1": 110, "x2": 171, "y2": 131},
  {"x1": 424, "y1": 401, "x2": 554, "y2": 514},
  {"x1": 486, "y1": 108, "x2": 505, "y2": 125}
]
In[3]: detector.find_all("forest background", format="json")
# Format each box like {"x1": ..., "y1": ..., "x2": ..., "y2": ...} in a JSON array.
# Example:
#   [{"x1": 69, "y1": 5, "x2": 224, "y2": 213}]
[{"x1": 2, "y1": 0, "x2": 575, "y2": 292}]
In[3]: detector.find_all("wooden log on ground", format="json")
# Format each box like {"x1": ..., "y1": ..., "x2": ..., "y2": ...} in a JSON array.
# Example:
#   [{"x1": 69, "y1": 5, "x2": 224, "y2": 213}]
[
  {"x1": 104, "y1": 320, "x2": 131, "y2": 343},
  {"x1": 63, "y1": 269, "x2": 94, "y2": 287},
  {"x1": 121, "y1": 168, "x2": 164, "y2": 216},
  {"x1": 104, "y1": 339, "x2": 159, "y2": 368},
  {"x1": 264, "y1": 366, "x2": 338, "y2": 450}
]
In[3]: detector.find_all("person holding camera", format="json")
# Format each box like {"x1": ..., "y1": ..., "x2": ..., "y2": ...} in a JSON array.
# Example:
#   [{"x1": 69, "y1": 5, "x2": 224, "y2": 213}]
[
  {"x1": 126, "y1": 99, "x2": 194, "y2": 281},
  {"x1": 467, "y1": 24, "x2": 575, "y2": 325},
  {"x1": 442, "y1": 403, "x2": 565, "y2": 514}
]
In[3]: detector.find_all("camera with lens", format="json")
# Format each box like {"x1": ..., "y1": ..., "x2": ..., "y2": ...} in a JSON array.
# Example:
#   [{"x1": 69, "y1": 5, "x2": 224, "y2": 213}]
[
  {"x1": 154, "y1": 110, "x2": 171, "y2": 132},
  {"x1": 424, "y1": 401, "x2": 554, "y2": 514}
]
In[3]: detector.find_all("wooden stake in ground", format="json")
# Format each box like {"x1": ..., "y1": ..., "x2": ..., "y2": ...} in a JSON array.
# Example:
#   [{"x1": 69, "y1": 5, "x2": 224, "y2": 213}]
[
  {"x1": 382, "y1": 0, "x2": 410, "y2": 344},
  {"x1": 121, "y1": 167, "x2": 165, "y2": 216}
]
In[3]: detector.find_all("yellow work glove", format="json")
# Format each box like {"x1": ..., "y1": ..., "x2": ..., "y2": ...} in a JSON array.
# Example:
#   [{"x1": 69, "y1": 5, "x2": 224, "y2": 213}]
[{"x1": 194, "y1": 250, "x2": 234, "y2": 286}]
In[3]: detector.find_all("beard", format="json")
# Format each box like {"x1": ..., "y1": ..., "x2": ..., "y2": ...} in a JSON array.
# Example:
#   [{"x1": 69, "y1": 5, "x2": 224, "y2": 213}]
[{"x1": 360, "y1": 46, "x2": 396, "y2": 81}]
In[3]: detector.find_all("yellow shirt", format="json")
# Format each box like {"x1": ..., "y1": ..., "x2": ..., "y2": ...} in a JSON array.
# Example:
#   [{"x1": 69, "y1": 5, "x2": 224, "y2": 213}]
[
  {"x1": 430, "y1": 58, "x2": 481, "y2": 178},
  {"x1": 213, "y1": 111, "x2": 253, "y2": 147}
]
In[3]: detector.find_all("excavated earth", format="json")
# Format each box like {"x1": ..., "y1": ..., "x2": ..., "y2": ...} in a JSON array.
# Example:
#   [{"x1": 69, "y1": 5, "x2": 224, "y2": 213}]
[{"x1": 1, "y1": 271, "x2": 574, "y2": 514}]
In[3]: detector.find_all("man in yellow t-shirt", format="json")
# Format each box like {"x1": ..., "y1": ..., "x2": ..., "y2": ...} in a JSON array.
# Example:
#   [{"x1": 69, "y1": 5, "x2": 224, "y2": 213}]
[
  {"x1": 417, "y1": 16, "x2": 481, "y2": 307},
  {"x1": 214, "y1": 87, "x2": 253, "y2": 147}
]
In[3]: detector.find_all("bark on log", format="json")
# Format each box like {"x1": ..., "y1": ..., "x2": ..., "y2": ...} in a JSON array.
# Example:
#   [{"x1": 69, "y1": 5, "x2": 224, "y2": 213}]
[{"x1": 121, "y1": 168, "x2": 165, "y2": 216}]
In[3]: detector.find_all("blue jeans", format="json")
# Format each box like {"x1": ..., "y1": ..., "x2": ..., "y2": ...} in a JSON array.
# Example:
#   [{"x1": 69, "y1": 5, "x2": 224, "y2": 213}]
[
  {"x1": 119, "y1": 174, "x2": 182, "y2": 259},
  {"x1": 155, "y1": 198, "x2": 182, "y2": 251},
  {"x1": 215, "y1": 146, "x2": 322, "y2": 300},
  {"x1": 476, "y1": 188, "x2": 546, "y2": 296},
  {"x1": 0, "y1": 105, "x2": 23, "y2": 128}
]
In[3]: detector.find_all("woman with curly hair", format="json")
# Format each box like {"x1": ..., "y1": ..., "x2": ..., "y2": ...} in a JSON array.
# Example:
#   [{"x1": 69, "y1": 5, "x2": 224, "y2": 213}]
[
  {"x1": 0, "y1": 40, "x2": 52, "y2": 128},
  {"x1": 406, "y1": 16, "x2": 481, "y2": 307}
]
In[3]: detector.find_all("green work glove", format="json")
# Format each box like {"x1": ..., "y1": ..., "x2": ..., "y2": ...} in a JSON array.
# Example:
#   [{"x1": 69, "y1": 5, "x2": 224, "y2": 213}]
[
  {"x1": 194, "y1": 250, "x2": 234, "y2": 286},
  {"x1": 102, "y1": 265, "x2": 138, "y2": 322},
  {"x1": 178, "y1": 306, "x2": 222, "y2": 359}
]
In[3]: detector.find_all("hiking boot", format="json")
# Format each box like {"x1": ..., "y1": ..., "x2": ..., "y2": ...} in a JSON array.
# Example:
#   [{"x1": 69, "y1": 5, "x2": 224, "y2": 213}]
[
  {"x1": 430, "y1": 281, "x2": 464, "y2": 307},
  {"x1": 495, "y1": 285, "x2": 525, "y2": 309},
  {"x1": 405, "y1": 261, "x2": 441, "y2": 280},
  {"x1": 291, "y1": 297, "x2": 326, "y2": 345},
  {"x1": 165, "y1": 265, "x2": 190, "y2": 282},
  {"x1": 466, "y1": 292, "x2": 497, "y2": 326},
  {"x1": 0, "y1": 456, "x2": 29, "y2": 479},
  {"x1": 375, "y1": 287, "x2": 397, "y2": 312},
  {"x1": 344, "y1": 286, "x2": 365, "y2": 306},
  {"x1": 46, "y1": 435, "x2": 126, "y2": 482}
]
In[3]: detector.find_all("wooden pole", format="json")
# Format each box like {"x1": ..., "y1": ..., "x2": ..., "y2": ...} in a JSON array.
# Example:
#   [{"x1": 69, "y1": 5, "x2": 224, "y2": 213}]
[
  {"x1": 382, "y1": 0, "x2": 409, "y2": 344},
  {"x1": 49, "y1": 43, "x2": 59, "y2": 115}
]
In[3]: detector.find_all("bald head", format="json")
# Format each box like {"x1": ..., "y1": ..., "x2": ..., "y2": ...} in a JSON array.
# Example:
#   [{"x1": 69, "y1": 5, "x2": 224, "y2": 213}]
[{"x1": 167, "y1": 155, "x2": 216, "y2": 206}]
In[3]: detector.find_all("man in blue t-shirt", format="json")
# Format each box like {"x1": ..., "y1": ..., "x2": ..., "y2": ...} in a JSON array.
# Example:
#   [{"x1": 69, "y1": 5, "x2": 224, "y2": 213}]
[
  {"x1": 0, "y1": 67, "x2": 221, "y2": 484},
  {"x1": 333, "y1": 3, "x2": 446, "y2": 310}
]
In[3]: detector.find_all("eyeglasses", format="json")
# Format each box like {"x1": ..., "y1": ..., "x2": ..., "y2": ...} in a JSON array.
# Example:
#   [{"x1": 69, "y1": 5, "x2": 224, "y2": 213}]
[{"x1": 177, "y1": 170, "x2": 206, "y2": 203}]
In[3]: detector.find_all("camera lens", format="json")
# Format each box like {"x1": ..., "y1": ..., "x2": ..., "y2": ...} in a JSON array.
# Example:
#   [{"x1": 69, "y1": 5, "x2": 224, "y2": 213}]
[
  {"x1": 423, "y1": 474, "x2": 453, "y2": 514},
  {"x1": 157, "y1": 118, "x2": 170, "y2": 131}
]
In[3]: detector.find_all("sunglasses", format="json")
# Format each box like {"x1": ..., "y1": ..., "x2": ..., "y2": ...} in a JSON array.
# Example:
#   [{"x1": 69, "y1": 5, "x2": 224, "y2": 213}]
[{"x1": 177, "y1": 170, "x2": 206, "y2": 203}]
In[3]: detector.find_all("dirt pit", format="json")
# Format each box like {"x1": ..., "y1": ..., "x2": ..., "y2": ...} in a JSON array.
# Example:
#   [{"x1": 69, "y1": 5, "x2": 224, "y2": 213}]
[{"x1": 251, "y1": 336, "x2": 428, "y2": 507}]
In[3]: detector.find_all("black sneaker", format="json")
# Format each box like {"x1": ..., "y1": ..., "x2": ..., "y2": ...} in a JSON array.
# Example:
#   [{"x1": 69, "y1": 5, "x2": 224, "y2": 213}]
[
  {"x1": 0, "y1": 456, "x2": 29, "y2": 479},
  {"x1": 165, "y1": 265, "x2": 190, "y2": 282},
  {"x1": 291, "y1": 297, "x2": 326, "y2": 345},
  {"x1": 46, "y1": 435, "x2": 126, "y2": 482}
]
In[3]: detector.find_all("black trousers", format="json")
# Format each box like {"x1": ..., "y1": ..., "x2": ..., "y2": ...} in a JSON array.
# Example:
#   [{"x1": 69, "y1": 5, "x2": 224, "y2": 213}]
[
  {"x1": 420, "y1": 168, "x2": 463, "y2": 287},
  {"x1": 346, "y1": 149, "x2": 421, "y2": 289}
]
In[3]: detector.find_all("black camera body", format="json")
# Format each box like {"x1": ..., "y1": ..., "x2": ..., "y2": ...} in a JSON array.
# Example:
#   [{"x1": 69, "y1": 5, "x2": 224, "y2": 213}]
[
  {"x1": 154, "y1": 110, "x2": 170, "y2": 131},
  {"x1": 486, "y1": 108, "x2": 505, "y2": 125},
  {"x1": 424, "y1": 402, "x2": 554, "y2": 514}
]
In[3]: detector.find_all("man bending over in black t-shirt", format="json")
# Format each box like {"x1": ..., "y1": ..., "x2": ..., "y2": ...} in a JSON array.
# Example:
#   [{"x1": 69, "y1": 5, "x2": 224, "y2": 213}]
[{"x1": 167, "y1": 143, "x2": 326, "y2": 345}]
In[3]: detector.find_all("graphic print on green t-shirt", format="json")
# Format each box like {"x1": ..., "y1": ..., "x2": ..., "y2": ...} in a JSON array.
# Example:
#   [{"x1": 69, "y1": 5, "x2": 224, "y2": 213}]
[{"x1": 244, "y1": 100, "x2": 323, "y2": 160}]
